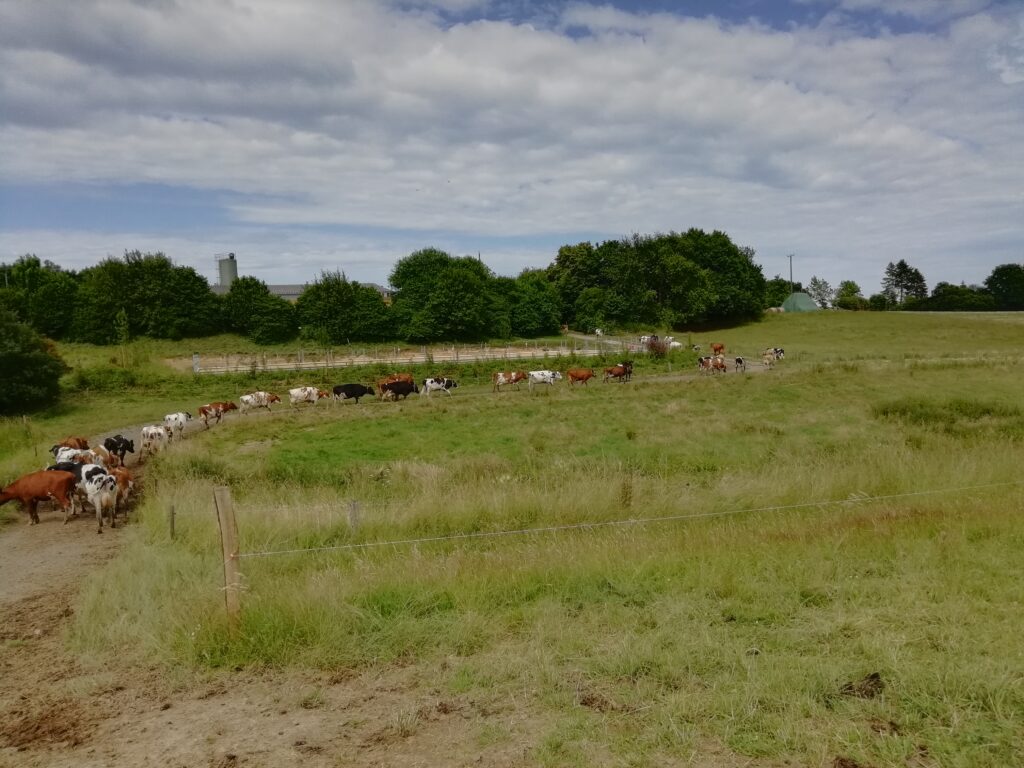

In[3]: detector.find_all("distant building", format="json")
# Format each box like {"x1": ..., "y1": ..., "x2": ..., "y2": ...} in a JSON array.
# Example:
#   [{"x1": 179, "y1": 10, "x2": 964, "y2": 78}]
[{"x1": 210, "y1": 254, "x2": 392, "y2": 304}]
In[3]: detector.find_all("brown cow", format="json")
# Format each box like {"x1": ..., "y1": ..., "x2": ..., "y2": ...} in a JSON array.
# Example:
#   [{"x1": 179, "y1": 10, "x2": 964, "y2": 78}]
[
  {"x1": 199, "y1": 401, "x2": 238, "y2": 427},
  {"x1": 110, "y1": 466, "x2": 134, "y2": 522},
  {"x1": 492, "y1": 370, "x2": 527, "y2": 392},
  {"x1": 711, "y1": 355, "x2": 728, "y2": 373},
  {"x1": 377, "y1": 373, "x2": 414, "y2": 399},
  {"x1": 0, "y1": 470, "x2": 77, "y2": 525},
  {"x1": 56, "y1": 436, "x2": 90, "y2": 450},
  {"x1": 567, "y1": 368, "x2": 595, "y2": 386},
  {"x1": 603, "y1": 361, "x2": 634, "y2": 383},
  {"x1": 710, "y1": 342, "x2": 725, "y2": 356}
]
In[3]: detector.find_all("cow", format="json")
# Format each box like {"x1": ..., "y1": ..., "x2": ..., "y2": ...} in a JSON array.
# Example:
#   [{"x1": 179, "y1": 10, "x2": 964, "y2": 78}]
[
  {"x1": 697, "y1": 356, "x2": 713, "y2": 374},
  {"x1": 51, "y1": 446, "x2": 93, "y2": 464},
  {"x1": 110, "y1": 466, "x2": 134, "y2": 523},
  {"x1": 1, "y1": 470, "x2": 77, "y2": 525},
  {"x1": 376, "y1": 374, "x2": 414, "y2": 400},
  {"x1": 53, "y1": 436, "x2": 89, "y2": 451},
  {"x1": 381, "y1": 379, "x2": 419, "y2": 401},
  {"x1": 594, "y1": 328, "x2": 604, "y2": 337},
  {"x1": 567, "y1": 368, "x2": 595, "y2": 386},
  {"x1": 603, "y1": 361, "x2": 633, "y2": 383},
  {"x1": 333, "y1": 383, "x2": 374, "y2": 403},
  {"x1": 772, "y1": 347, "x2": 785, "y2": 359},
  {"x1": 762, "y1": 350, "x2": 776, "y2": 369},
  {"x1": 164, "y1": 412, "x2": 192, "y2": 441},
  {"x1": 734, "y1": 356, "x2": 747, "y2": 373},
  {"x1": 289, "y1": 386, "x2": 330, "y2": 408},
  {"x1": 46, "y1": 461, "x2": 113, "y2": 521},
  {"x1": 691, "y1": 345, "x2": 702, "y2": 352},
  {"x1": 710, "y1": 342, "x2": 725, "y2": 356},
  {"x1": 420, "y1": 377, "x2": 458, "y2": 397},
  {"x1": 492, "y1": 370, "x2": 527, "y2": 392},
  {"x1": 83, "y1": 470, "x2": 118, "y2": 533},
  {"x1": 198, "y1": 401, "x2": 238, "y2": 428},
  {"x1": 528, "y1": 370, "x2": 562, "y2": 390},
  {"x1": 141, "y1": 425, "x2": 170, "y2": 457},
  {"x1": 711, "y1": 355, "x2": 728, "y2": 374},
  {"x1": 103, "y1": 435, "x2": 135, "y2": 465},
  {"x1": 668, "y1": 341, "x2": 683, "y2": 349},
  {"x1": 239, "y1": 391, "x2": 281, "y2": 413}
]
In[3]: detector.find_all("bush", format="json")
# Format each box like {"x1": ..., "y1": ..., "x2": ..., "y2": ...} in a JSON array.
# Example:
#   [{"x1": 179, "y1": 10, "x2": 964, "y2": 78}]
[{"x1": 0, "y1": 309, "x2": 68, "y2": 414}]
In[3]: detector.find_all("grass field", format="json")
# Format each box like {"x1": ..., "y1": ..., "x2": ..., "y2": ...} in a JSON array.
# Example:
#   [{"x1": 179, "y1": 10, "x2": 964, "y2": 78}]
[{"x1": 4, "y1": 312, "x2": 1024, "y2": 765}]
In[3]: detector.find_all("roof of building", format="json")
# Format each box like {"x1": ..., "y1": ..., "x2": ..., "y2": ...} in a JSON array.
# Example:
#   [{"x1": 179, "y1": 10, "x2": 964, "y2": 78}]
[{"x1": 782, "y1": 291, "x2": 820, "y2": 312}]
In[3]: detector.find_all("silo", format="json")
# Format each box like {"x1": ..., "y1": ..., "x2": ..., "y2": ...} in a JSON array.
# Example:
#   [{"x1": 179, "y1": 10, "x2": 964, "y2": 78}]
[{"x1": 216, "y1": 253, "x2": 238, "y2": 287}]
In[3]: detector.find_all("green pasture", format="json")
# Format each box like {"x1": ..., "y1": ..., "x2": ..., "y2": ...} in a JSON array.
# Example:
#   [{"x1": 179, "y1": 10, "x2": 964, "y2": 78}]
[{"x1": 4, "y1": 312, "x2": 1024, "y2": 765}]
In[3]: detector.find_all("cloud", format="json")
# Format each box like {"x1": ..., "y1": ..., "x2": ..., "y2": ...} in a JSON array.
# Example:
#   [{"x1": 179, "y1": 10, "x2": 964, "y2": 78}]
[{"x1": 0, "y1": 0, "x2": 1021, "y2": 294}]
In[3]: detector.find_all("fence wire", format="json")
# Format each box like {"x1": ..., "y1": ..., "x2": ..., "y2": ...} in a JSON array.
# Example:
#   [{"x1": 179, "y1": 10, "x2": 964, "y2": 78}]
[{"x1": 234, "y1": 479, "x2": 1022, "y2": 560}]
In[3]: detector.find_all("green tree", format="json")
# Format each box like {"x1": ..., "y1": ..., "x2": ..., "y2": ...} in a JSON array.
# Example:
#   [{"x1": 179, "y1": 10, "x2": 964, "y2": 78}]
[
  {"x1": 223, "y1": 276, "x2": 274, "y2": 336},
  {"x1": 249, "y1": 295, "x2": 298, "y2": 344},
  {"x1": 295, "y1": 271, "x2": 391, "y2": 344},
  {"x1": 983, "y1": 263, "x2": 1024, "y2": 310},
  {"x1": 806, "y1": 276, "x2": 835, "y2": 308},
  {"x1": 882, "y1": 260, "x2": 927, "y2": 304},
  {"x1": 903, "y1": 282, "x2": 996, "y2": 312},
  {"x1": 765, "y1": 276, "x2": 802, "y2": 308},
  {"x1": 0, "y1": 309, "x2": 67, "y2": 414},
  {"x1": 0, "y1": 255, "x2": 78, "y2": 339}
]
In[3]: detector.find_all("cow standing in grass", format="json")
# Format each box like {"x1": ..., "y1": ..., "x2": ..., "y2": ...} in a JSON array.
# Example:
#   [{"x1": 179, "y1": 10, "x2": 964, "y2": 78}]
[{"x1": 1, "y1": 470, "x2": 77, "y2": 525}]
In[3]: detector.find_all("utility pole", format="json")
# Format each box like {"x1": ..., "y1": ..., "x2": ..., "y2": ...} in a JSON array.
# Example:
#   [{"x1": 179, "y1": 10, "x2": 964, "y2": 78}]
[{"x1": 787, "y1": 254, "x2": 794, "y2": 294}]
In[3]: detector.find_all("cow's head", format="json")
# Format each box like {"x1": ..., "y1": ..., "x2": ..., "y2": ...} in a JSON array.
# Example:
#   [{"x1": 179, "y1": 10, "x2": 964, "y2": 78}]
[
  {"x1": 317, "y1": 389, "x2": 330, "y2": 399},
  {"x1": 268, "y1": 393, "x2": 281, "y2": 403},
  {"x1": 224, "y1": 402, "x2": 238, "y2": 411}
]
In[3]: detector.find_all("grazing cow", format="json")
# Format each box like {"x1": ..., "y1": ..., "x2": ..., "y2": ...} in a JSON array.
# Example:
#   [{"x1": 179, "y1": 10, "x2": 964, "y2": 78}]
[
  {"x1": 492, "y1": 370, "x2": 527, "y2": 392},
  {"x1": 528, "y1": 370, "x2": 563, "y2": 390},
  {"x1": 567, "y1": 368, "x2": 595, "y2": 386},
  {"x1": 239, "y1": 391, "x2": 281, "y2": 413},
  {"x1": 711, "y1": 355, "x2": 728, "y2": 374},
  {"x1": 164, "y1": 412, "x2": 192, "y2": 441},
  {"x1": 289, "y1": 386, "x2": 330, "y2": 407},
  {"x1": 141, "y1": 425, "x2": 170, "y2": 457},
  {"x1": 772, "y1": 347, "x2": 785, "y2": 359},
  {"x1": 421, "y1": 377, "x2": 458, "y2": 397},
  {"x1": 734, "y1": 356, "x2": 747, "y2": 373},
  {"x1": 103, "y1": 435, "x2": 135, "y2": 464},
  {"x1": 381, "y1": 379, "x2": 419, "y2": 401},
  {"x1": 198, "y1": 401, "x2": 238, "y2": 428},
  {"x1": 668, "y1": 341, "x2": 683, "y2": 349},
  {"x1": 1, "y1": 470, "x2": 77, "y2": 525},
  {"x1": 762, "y1": 350, "x2": 776, "y2": 369},
  {"x1": 710, "y1": 342, "x2": 725, "y2": 356},
  {"x1": 603, "y1": 361, "x2": 633, "y2": 383},
  {"x1": 697, "y1": 356, "x2": 713, "y2": 373},
  {"x1": 333, "y1": 383, "x2": 374, "y2": 403}
]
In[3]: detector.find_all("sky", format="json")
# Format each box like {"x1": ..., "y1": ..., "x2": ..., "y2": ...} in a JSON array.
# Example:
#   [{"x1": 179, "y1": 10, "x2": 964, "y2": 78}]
[{"x1": 1, "y1": 0, "x2": 1022, "y2": 295}]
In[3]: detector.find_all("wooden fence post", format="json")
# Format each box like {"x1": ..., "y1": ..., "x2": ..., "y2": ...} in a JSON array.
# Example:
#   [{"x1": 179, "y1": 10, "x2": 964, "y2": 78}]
[
  {"x1": 213, "y1": 486, "x2": 242, "y2": 631},
  {"x1": 169, "y1": 503, "x2": 176, "y2": 540}
]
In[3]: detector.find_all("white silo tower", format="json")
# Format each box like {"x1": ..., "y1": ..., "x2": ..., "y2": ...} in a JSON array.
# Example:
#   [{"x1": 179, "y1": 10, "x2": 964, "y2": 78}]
[{"x1": 215, "y1": 252, "x2": 238, "y2": 287}]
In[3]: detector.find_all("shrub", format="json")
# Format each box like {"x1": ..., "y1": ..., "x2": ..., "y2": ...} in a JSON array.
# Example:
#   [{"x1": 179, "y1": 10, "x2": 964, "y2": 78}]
[{"x1": 0, "y1": 309, "x2": 67, "y2": 414}]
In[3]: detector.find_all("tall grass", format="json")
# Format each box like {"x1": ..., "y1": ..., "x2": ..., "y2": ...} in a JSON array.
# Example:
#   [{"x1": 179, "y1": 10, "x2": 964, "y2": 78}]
[{"x1": 67, "y1": 347, "x2": 1024, "y2": 766}]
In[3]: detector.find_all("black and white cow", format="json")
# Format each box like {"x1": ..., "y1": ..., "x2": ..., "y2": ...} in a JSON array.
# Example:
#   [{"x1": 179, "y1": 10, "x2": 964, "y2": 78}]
[
  {"x1": 103, "y1": 434, "x2": 135, "y2": 464},
  {"x1": 420, "y1": 377, "x2": 458, "y2": 397}
]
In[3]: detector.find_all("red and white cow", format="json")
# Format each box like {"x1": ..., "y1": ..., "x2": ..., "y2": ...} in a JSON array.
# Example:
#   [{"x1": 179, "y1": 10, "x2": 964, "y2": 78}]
[
  {"x1": 492, "y1": 370, "x2": 527, "y2": 392},
  {"x1": 239, "y1": 391, "x2": 281, "y2": 413},
  {"x1": 198, "y1": 401, "x2": 238, "y2": 427},
  {"x1": 289, "y1": 386, "x2": 330, "y2": 408}
]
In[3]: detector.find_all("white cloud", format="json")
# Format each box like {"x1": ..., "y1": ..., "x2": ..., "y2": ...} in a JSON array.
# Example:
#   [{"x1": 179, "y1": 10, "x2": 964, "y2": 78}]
[{"x1": 0, "y1": 0, "x2": 1021, "y2": 294}]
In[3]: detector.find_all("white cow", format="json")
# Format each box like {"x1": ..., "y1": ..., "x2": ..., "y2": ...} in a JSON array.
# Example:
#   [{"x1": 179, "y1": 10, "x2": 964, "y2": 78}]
[
  {"x1": 289, "y1": 386, "x2": 329, "y2": 408},
  {"x1": 141, "y1": 425, "x2": 169, "y2": 456},
  {"x1": 528, "y1": 370, "x2": 563, "y2": 391},
  {"x1": 239, "y1": 391, "x2": 281, "y2": 413},
  {"x1": 164, "y1": 412, "x2": 192, "y2": 441}
]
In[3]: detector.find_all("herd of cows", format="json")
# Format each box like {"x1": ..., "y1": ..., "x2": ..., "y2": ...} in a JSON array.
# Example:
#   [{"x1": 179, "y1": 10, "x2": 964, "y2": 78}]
[{"x1": 1, "y1": 344, "x2": 783, "y2": 533}]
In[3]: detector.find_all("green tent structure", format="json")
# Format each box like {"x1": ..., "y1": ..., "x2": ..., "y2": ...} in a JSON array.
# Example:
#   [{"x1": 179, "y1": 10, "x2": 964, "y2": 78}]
[{"x1": 782, "y1": 292, "x2": 819, "y2": 312}]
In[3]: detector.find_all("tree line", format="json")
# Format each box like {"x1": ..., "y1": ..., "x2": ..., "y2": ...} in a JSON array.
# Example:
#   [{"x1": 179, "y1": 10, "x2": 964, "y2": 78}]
[
  {"x1": 2, "y1": 241, "x2": 1021, "y2": 353},
  {"x1": 801, "y1": 259, "x2": 1023, "y2": 312}
]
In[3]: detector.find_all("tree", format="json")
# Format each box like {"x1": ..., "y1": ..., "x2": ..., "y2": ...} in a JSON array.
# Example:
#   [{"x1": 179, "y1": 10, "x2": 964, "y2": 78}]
[
  {"x1": 765, "y1": 276, "x2": 802, "y2": 308},
  {"x1": 882, "y1": 260, "x2": 927, "y2": 304},
  {"x1": 983, "y1": 263, "x2": 1024, "y2": 310},
  {"x1": 0, "y1": 309, "x2": 67, "y2": 414},
  {"x1": 903, "y1": 282, "x2": 995, "y2": 312},
  {"x1": 296, "y1": 271, "x2": 390, "y2": 344},
  {"x1": 806, "y1": 276, "x2": 835, "y2": 308},
  {"x1": 0, "y1": 255, "x2": 78, "y2": 339}
]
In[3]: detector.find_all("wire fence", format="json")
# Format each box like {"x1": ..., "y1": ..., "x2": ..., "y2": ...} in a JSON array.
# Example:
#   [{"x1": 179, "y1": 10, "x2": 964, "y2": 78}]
[
  {"x1": 233, "y1": 479, "x2": 1023, "y2": 561},
  {"x1": 191, "y1": 339, "x2": 639, "y2": 375}
]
